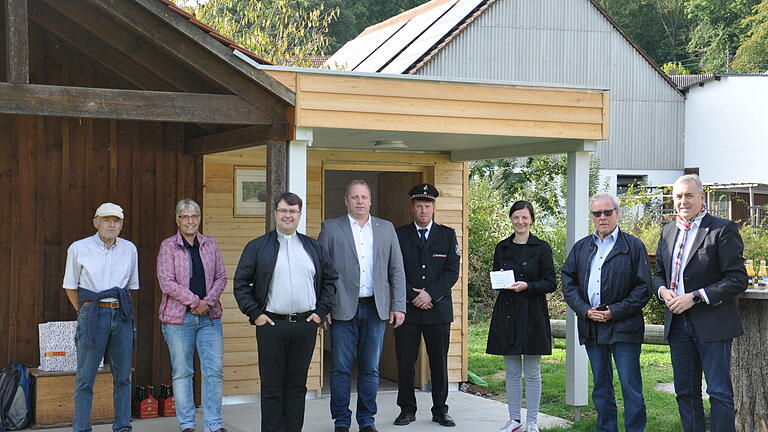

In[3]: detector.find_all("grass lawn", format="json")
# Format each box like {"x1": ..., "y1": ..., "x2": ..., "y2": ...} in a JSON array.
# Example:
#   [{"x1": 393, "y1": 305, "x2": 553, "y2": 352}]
[{"x1": 468, "y1": 321, "x2": 702, "y2": 431}]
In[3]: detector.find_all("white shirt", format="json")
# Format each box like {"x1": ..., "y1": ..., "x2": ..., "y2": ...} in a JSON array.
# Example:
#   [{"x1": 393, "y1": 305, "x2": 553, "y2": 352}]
[
  {"x1": 349, "y1": 214, "x2": 374, "y2": 297},
  {"x1": 414, "y1": 220, "x2": 433, "y2": 240},
  {"x1": 587, "y1": 227, "x2": 619, "y2": 307},
  {"x1": 62, "y1": 234, "x2": 140, "y2": 295},
  {"x1": 658, "y1": 218, "x2": 711, "y2": 303},
  {"x1": 266, "y1": 231, "x2": 316, "y2": 314}
]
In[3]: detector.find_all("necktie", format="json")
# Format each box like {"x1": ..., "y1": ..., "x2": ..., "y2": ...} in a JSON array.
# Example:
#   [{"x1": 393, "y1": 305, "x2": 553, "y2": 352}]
[
  {"x1": 670, "y1": 207, "x2": 707, "y2": 294},
  {"x1": 418, "y1": 228, "x2": 427, "y2": 244}
]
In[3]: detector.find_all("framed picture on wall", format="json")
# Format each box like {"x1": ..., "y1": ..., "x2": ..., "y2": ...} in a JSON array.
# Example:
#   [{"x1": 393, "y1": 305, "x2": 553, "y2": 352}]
[{"x1": 234, "y1": 166, "x2": 267, "y2": 217}]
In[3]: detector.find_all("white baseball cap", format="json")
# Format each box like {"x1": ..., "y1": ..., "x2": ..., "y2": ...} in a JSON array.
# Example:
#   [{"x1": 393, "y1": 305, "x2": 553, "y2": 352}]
[{"x1": 94, "y1": 202, "x2": 124, "y2": 219}]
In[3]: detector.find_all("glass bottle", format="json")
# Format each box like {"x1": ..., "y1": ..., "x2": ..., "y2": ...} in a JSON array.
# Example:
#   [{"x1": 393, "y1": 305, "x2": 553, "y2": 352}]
[
  {"x1": 745, "y1": 259, "x2": 755, "y2": 288},
  {"x1": 759, "y1": 260, "x2": 767, "y2": 290}
]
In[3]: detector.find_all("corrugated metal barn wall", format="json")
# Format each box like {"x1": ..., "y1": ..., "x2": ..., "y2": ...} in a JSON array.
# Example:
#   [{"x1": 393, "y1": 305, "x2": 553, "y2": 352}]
[{"x1": 416, "y1": 0, "x2": 685, "y2": 170}]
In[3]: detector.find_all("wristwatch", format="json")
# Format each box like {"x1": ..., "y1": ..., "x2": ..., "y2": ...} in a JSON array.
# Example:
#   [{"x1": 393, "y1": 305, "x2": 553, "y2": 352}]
[{"x1": 691, "y1": 290, "x2": 701, "y2": 304}]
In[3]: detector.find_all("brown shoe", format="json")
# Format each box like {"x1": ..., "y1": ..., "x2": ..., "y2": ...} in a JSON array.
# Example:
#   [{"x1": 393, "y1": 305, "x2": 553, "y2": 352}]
[
  {"x1": 213, "y1": 429, "x2": 228, "y2": 432},
  {"x1": 182, "y1": 429, "x2": 195, "y2": 432}
]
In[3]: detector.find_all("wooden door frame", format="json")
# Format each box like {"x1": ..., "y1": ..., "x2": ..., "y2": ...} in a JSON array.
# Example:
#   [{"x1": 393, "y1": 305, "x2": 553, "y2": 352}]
[{"x1": 320, "y1": 160, "x2": 435, "y2": 388}]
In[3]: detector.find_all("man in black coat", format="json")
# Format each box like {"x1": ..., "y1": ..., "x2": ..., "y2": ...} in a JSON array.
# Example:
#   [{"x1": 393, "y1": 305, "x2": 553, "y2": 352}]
[
  {"x1": 652, "y1": 174, "x2": 747, "y2": 432},
  {"x1": 233, "y1": 192, "x2": 337, "y2": 432},
  {"x1": 393, "y1": 183, "x2": 460, "y2": 427},
  {"x1": 562, "y1": 193, "x2": 650, "y2": 432}
]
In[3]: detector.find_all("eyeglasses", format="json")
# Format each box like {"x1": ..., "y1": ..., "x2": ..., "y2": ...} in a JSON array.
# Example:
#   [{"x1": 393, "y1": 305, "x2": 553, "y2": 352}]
[
  {"x1": 178, "y1": 214, "x2": 200, "y2": 221},
  {"x1": 590, "y1": 208, "x2": 617, "y2": 217},
  {"x1": 275, "y1": 209, "x2": 301, "y2": 215}
]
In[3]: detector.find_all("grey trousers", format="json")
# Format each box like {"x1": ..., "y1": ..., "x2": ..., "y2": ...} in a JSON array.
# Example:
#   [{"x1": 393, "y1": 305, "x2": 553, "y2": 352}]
[{"x1": 504, "y1": 354, "x2": 542, "y2": 425}]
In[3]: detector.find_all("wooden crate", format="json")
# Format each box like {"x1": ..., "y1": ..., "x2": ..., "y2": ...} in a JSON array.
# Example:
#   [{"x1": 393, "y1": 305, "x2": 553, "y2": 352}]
[{"x1": 29, "y1": 366, "x2": 115, "y2": 427}]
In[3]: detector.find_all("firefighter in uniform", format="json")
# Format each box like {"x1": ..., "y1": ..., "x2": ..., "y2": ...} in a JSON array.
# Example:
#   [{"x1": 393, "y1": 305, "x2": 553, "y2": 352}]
[{"x1": 393, "y1": 183, "x2": 460, "y2": 427}]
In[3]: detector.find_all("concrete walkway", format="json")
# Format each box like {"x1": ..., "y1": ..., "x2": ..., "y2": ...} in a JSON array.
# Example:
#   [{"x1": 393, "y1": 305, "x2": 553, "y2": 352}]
[{"x1": 32, "y1": 390, "x2": 570, "y2": 431}]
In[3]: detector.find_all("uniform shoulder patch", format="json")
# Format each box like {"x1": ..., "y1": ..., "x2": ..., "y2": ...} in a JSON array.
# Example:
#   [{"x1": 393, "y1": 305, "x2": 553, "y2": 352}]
[{"x1": 455, "y1": 243, "x2": 461, "y2": 257}]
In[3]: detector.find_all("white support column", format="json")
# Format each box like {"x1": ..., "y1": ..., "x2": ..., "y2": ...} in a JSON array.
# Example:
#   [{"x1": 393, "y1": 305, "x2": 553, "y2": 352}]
[
  {"x1": 288, "y1": 127, "x2": 312, "y2": 234},
  {"x1": 565, "y1": 149, "x2": 591, "y2": 414}
]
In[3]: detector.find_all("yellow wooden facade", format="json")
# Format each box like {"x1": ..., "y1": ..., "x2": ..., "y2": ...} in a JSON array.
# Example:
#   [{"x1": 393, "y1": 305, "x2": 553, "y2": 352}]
[{"x1": 204, "y1": 68, "x2": 608, "y2": 395}]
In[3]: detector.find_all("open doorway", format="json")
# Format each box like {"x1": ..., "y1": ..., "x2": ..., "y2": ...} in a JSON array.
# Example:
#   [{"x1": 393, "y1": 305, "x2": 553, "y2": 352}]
[{"x1": 322, "y1": 165, "x2": 432, "y2": 391}]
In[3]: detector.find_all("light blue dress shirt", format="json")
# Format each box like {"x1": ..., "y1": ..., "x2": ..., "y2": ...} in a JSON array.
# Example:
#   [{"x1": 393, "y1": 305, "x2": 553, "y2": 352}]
[{"x1": 587, "y1": 227, "x2": 620, "y2": 307}]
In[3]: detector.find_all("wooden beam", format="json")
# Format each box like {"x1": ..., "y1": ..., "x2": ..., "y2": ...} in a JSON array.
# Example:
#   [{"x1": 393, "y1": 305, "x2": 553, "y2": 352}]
[
  {"x1": 84, "y1": 0, "x2": 293, "y2": 121},
  {"x1": 29, "y1": 1, "x2": 178, "y2": 92},
  {"x1": 0, "y1": 82, "x2": 273, "y2": 125},
  {"x1": 265, "y1": 140, "x2": 288, "y2": 231},
  {"x1": 5, "y1": 0, "x2": 29, "y2": 83},
  {"x1": 186, "y1": 123, "x2": 289, "y2": 156}
]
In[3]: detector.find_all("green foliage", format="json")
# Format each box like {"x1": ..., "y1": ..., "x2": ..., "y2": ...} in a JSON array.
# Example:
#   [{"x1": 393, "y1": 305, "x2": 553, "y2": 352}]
[
  {"x1": 741, "y1": 224, "x2": 768, "y2": 261},
  {"x1": 662, "y1": 60, "x2": 692, "y2": 74},
  {"x1": 685, "y1": 0, "x2": 761, "y2": 72},
  {"x1": 733, "y1": 1, "x2": 768, "y2": 72},
  {"x1": 600, "y1": 0, "x2": 691, "y2": 66},
  {"x1": 467, "y1": 181, "x2": 510, "y2": 320},
  {"x1": 180, "y1": 0, "x2": 338, "y2": 66}
]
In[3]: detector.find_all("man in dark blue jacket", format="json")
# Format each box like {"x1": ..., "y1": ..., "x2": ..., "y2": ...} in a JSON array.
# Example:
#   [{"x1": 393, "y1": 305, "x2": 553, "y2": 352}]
[
  {"x1": 393, "y1": 184, "x2": 460, "y2": 427},
  {"x1": 562, "y1": 193, "x2": 650, "y2": 432}
]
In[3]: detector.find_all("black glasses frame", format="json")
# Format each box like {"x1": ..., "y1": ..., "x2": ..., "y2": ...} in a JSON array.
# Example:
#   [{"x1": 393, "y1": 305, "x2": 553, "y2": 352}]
[{"x1": 590, "y1": 208, "x2": 617, "y2": 217}]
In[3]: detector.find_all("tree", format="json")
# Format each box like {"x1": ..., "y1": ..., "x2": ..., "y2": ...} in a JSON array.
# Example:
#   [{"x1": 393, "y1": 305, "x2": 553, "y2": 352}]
[
  {"x1": 685, "y1": 0, "x2": 761, "y2": 72},
  {"x1": 178, "y1": 0, "x2": 338, "y2": 67},
  {"x1": 733, "y1": 1, "x2": 768, "y2": 72},
  {"x1": 661, "y1": 60, "x2": 692, "y2": 74},
  {"x1": 599, "y1": 0, "x2": 691, "y2": 67},
  {"x1": 469, "y1": 154, "x2": 602, "y2": 220}
]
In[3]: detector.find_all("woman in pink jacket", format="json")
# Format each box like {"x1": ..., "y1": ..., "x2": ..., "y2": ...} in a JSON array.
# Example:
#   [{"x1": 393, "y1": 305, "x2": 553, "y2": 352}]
[{"x1": 157, "y1": 198, "x2": 227, "y2": 432}]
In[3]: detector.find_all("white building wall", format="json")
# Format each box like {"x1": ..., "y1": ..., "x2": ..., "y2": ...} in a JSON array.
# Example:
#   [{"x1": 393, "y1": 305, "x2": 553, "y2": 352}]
[{"x1": 684, "y1": 76, "x2": 768, "y2": 184}]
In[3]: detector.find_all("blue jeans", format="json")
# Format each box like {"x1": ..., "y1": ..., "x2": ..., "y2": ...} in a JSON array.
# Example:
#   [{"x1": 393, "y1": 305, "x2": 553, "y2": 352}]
[
  {"x1": 668, "y1": 314, "x2": 735, "y2": 432},
  {"x1": 162, "y1": 312, "x2": 224, "y2": 432},
  {"x1": 585, "y1": 342, "x2": 646, "y2": 432},
  {"x1": 330, "y1": 303, "x2": 387, "y2": 428},
  {"x1": 73, "y1": 304, "x2": 133, "y2": 432}
]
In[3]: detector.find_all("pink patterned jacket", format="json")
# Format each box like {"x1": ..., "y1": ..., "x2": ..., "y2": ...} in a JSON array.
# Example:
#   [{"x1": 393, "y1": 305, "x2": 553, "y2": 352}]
[{"x1": 157, "y1": 231, "x2": 227, "y2": 324}]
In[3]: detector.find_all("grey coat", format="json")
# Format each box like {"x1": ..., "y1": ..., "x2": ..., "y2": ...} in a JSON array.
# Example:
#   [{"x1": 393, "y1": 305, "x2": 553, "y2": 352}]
[{"x1": 318, "y1": 214, "x2": 406, "y2": 321}]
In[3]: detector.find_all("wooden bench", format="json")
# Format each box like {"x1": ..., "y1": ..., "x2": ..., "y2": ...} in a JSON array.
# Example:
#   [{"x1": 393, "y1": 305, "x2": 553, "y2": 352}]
[{"x1": 29, "y1": 366, "x2": 114, "y2": 427}]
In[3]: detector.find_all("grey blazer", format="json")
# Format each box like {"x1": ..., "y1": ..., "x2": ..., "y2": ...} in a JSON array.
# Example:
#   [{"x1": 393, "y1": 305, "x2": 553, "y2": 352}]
[{"x1": 318, "y1": 214, "x2": 406, "y2": 321}]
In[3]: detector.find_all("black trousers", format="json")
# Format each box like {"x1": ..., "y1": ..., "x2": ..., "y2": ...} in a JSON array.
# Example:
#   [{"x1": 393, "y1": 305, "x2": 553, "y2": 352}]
[
  {"x1": 394, "y1": 322, "x2": 450, "y2": 416},
  {"x1": 255, "y1": 319, "x2": 318, "y2": 432}
]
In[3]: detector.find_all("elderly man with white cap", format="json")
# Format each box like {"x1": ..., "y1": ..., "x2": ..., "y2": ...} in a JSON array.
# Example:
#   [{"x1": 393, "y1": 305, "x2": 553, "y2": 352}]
[{"x1": 62, "y1": 202, "x2": 139, "y2": 432}]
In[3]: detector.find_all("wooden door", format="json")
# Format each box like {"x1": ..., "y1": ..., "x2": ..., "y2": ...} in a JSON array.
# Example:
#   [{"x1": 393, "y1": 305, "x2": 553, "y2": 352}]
[{"x1": 375, "y1": 172, "x2": 430, "y2": 387}]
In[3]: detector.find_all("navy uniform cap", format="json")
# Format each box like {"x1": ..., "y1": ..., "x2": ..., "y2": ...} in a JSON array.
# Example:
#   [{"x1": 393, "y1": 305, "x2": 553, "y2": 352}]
[{"x1": 408, "y1": 183, "x2": 439, "y2": 201}]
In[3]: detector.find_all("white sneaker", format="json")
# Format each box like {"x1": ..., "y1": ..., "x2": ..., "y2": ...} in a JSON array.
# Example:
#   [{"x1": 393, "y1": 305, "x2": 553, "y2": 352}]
[
  {"x1": 526, "y1": 423, "x2": 540, "y2": 432},
  {"x1": 497, "y1": 419, "x2": 523, "y2": 432}
]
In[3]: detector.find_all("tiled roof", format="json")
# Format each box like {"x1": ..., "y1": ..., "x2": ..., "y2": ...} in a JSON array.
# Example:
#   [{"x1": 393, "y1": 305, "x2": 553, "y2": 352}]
[{"x1": 159, "y1": 0, "x2": 272, "y2": 65}]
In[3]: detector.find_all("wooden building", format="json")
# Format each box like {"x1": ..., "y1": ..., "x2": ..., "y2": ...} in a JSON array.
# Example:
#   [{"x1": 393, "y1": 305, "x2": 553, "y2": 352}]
[
  {"x1": 1, "y1": 0, "x2": 608, "y2": 407},
  {"x1": 0, "y1": 0, "x2": 292, "y2": 394}
]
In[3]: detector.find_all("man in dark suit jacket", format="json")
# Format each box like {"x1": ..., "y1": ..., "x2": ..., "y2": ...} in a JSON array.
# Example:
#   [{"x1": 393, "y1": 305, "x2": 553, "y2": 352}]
[
  {"x1": 393, "y1": 183, "x2": 460, "y2": 428},
  {"x1": 652, "y1": 174, "x2": 747, "y2": 432},
  {"x1": 318, "y1": 180, "x2": 406, "y2": 432}
]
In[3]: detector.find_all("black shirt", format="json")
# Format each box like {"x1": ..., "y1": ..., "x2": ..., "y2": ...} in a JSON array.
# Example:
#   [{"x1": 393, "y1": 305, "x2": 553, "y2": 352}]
[{"x1": 182, "y1": 236, "x2": 206, "y2": 300}]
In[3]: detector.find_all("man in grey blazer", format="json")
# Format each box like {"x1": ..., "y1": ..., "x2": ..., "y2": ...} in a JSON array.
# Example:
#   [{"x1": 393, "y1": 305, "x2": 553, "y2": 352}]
[{"x1": 319, "y1": 179, "x2": 406, "y2": 432}]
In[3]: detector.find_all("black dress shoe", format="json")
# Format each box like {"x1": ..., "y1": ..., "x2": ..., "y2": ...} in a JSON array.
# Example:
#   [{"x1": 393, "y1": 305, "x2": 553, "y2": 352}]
[
  {"x1": 334, "y1": 427, "x2": 350, "y2": 432},
  {"x1": 432, "y1": 413, "x2": 456, "y2": 427},
  {"x1": 394, "y1": 412, "x2": 416, "y2": 425},
  {"x1": 359, "y1": 425, "x2": 378, "y2": 432}
]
